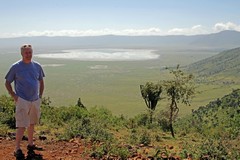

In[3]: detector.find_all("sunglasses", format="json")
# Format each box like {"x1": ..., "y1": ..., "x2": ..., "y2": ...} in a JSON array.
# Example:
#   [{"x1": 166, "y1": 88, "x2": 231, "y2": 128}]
[{"x1": 22, "y1": 44, "x2": 32, "y2": 48}]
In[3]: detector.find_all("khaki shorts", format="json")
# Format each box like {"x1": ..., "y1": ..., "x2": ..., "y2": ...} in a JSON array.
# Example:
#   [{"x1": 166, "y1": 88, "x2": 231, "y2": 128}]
[{"x1": 15, "y1": 97, "x2": 41, "y2": 128}]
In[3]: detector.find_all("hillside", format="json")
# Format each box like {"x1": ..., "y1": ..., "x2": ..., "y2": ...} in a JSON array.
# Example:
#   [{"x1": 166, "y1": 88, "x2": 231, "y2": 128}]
[
  {"x1": 186, "y1": 47, "x2": 240, "y2": 76},
  {"x1": 1, "y1": 89, "x2": 240, "y2": 159},
  {"x1": 190, "y1": 30, "x2": 240, "y2": 48},
  {"x1": 1, "y1": 90, "x2": 240, "y2": 159},
  {"x1": 175, "y1": 89, "x2": 240, "y2": 159}
]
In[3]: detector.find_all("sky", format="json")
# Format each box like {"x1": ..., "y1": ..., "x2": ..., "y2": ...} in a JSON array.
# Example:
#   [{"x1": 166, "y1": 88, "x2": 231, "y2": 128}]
[{"x1": 0, "y1": 0, "x2": 240, "y2": 38}]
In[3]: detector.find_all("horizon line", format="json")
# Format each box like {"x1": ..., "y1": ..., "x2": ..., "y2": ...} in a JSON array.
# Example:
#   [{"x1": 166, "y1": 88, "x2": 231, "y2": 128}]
[{"x1": 0, "y1": 29, "x2": 239, "y2": 39}]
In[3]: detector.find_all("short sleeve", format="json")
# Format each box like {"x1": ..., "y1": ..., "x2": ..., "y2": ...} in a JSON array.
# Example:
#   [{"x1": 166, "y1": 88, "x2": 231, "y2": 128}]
[
  {"x1": 38, "y1": 65, "x2": 45, "y2": 80},
  {"x1": 5, "y1": 66, "x2": 16, "y2": 83}
]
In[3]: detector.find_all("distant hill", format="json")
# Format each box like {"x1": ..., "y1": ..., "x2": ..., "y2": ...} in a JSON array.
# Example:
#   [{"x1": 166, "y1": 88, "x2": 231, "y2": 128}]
[
  {"x1": 190, "y1": 30, "x2": 240, "y2": 49},
  {"x1": 186, "y1": 47, "x2": 240, "y2": 76},
  {"x1": 0, "y1": 30, "x2": 240, "y2": 51}
]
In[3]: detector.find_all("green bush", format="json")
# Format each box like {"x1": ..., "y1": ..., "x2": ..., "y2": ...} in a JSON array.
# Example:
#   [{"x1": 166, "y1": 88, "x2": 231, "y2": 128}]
[
  {"x1": 133, "y1": 113, "x2": 150, "y2": 126},
  {"x1": 54, "y1": 107, "x2": 116, "y2": 143},
  {"x1": 110, "y1": 145, "x2": 130, "y2": 160},
  {"x1": 139, "y1": 131, "x2": 151, "y2": 146},
  {"x1": 0, "y1": 95, "x2": 15, "y2": 129},
  {"x1": 0, "y1": 123, "x2": 9, "y2": 136}
]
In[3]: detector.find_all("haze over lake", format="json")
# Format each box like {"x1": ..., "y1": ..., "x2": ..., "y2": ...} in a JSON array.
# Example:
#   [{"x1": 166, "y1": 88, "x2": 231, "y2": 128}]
[{"x1": 35, "y1": 49, "x2": 159, "y2": 61}]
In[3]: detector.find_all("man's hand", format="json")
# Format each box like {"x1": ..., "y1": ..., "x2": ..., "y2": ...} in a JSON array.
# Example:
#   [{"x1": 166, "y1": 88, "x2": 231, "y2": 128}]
[{"x1": 10, "y1": 92, "x2": 18, "y2": 103}]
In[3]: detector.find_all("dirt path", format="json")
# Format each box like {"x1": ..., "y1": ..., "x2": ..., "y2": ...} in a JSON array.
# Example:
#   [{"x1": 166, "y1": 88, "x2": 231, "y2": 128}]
[{"x1": 0, "y1": 137, "x2": 91, "y2": 160}]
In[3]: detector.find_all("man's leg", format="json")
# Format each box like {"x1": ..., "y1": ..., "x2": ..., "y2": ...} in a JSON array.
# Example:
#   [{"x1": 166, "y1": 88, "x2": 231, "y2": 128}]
[
  {"x1": 27, "y1": 124, "x2": 34, "y2": 146},
  {"x1": 15, "y1": 127, "x2": 25, "y2": 151},
  {"x1": 28, "y1": 98, "x2": 41, "y2": 147},
  {"x1": 27, "y1": 123, "x2": 43, "y2": 151}
]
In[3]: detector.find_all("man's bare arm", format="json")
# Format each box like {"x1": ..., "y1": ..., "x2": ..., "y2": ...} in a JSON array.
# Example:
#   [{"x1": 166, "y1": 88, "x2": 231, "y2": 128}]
[
  {"x1": 39, "y1": 79, "x2": 44, "y2": 98},
  {"x1": 5, "y1": 80, "x2": 18, "y2": 102}
]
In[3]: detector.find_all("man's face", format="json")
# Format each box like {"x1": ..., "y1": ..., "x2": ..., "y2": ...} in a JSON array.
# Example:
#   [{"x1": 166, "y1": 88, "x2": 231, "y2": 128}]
[{"x1": 21, "y1": 48, "x2": 32, "y2": 62}]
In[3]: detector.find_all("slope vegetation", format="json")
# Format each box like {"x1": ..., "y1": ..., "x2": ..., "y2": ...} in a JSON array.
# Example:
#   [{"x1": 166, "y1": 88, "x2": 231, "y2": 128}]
[
  {"x1": 187, "y1": 47, "x2": 240, "y2": 76},
  {"x1": 175, "y1": 89, "x2": 240, "y2": 159}
]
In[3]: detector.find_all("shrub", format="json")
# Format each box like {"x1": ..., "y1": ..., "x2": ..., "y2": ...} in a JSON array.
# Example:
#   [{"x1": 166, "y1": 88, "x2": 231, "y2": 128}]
[
  {"x1": 133, "y1": 113, "x2": 150, "y2": 126},
  {"x1": 139, "y1": 131, "x2": 151, "y2": 146},
  {"x1": 0, "y1": 123, "x2": 9, "y2": 136},
  {"x1": 0, "y1": 95, "x2": 15, "y2": 129}
]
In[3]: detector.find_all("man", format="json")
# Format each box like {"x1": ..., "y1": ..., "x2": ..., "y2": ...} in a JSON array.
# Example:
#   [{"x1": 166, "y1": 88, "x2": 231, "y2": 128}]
[{"x1": 5, "y1": 44, "x2": 45, "y2": 158}]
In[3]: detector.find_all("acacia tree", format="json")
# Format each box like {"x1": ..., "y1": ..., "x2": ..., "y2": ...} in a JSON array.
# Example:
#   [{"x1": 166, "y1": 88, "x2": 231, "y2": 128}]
[
  {"x1": 163, "y1": 65, "x2": 195, "y2": 137},
  {"x1": 140, "y1": 82, "x2": 162, "y2": 124}
]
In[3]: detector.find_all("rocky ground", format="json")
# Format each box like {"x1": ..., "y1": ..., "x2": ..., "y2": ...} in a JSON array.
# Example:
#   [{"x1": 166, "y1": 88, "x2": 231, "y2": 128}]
[
  {"x1": 0, "y1": 135, "x2": 186, "y2": 160},
  {"x1": 0, "y1": 137, "x2": 154, "y2": 160}
]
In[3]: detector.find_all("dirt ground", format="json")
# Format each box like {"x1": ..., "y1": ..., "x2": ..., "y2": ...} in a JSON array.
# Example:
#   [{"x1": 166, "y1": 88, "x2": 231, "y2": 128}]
[
  {"x1": 0, "y1": 136, "x2": 182, "y2": 160},
  {"x1": 0, "y1": 137, "x2": 152, "y2": 160},
  {"x1": 0, "y1": 136, "x2": 93, "y2": 160}
]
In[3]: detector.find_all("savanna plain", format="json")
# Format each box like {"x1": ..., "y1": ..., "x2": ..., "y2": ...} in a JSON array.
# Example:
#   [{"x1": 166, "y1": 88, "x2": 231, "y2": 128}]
[{"x1": 0, "y1": 48, "x2": 225, "y2": 116}]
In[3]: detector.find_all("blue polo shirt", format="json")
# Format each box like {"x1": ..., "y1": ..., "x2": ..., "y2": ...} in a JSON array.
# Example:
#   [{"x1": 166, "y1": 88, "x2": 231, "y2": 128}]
[{"x1": 5, "y1": 60, "x2": 45, "y2": 101}]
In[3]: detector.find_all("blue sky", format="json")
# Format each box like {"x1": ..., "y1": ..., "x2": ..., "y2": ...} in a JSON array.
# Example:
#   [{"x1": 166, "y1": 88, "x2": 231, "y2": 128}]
[{"x1": 0, "y1": 0, "x2": 239, "y2": 37}]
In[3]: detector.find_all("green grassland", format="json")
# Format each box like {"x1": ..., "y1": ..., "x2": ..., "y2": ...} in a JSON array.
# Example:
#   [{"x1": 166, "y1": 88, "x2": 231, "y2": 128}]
[{"x1": 1, "y1": 48, "x2": 239, "y2": 117}]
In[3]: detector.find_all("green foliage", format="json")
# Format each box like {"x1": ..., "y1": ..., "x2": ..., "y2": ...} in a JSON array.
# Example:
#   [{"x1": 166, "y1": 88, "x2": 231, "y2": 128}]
[
  {"x1": 128, "y1": 128, "x2": 152, "y2": 146},
  {"x1": 161, "y1": 65, "x2": 195, "y2": 137},
  {"x1": 129, "y1": 129, "x2": 138, "y2": 144},
  {"x1": 41, "y1": 105, "x2": 117, "y2": 142},
  {"x1": 0, "y1": 88, "x2": 239, "y2": 159},
  {"x1": 140, "y1": 82, "x2": 163, "y2": 124},
  {"x1": 181, "y1": 136, "x2": 240, "y2": 159},
  {"x1": 178, "y1": 89, "x2": 240, "y2": 138},
  {"x1": 141, "y1": 65, "x2": 195, "y2": 137},
  {"x1": 156, "y1": 110, "x2": 171, "y2": 132},
  {"x1": 140, "y1": 82, "x2": 162, "y2": 111},
  {"x1": 139, "y1": 131, "x2": 151, "y2": 146},
  {"x1": 109, "y1": 144, "x2": 130, "y2": 160},
  {"x1": 0, "y1": 123, "x2": 9, "y2": 136},
  {"x1": 41, "y1": 99, "x2": 89, "y2": 127},
  {"x1": 164, "y1": 65, "x2": 195, "y2": 105},
  {"x1": 175, "y1": 89, "x2": 240, "y2": 159},
  {"x1": 133, "y1": 113, "x2": 150, "y2": 126},
  {"x1": 0, "y1": 95, "x2": 15, "y2": 128},
  {"x1": 62, "y1": 117, "x2": 114, "y2": 142},
  {"x1": 88, "y1": 107, "x2": 125, "y2": 127},
  {"x1": 90, "y1": 142, "x2": 130, "y2": 160}
]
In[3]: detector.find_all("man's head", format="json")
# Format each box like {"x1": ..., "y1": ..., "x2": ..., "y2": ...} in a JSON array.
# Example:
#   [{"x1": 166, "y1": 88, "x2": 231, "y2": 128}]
[{"x1": 21, "y1": 44, "x2": 33, "y2": 63}]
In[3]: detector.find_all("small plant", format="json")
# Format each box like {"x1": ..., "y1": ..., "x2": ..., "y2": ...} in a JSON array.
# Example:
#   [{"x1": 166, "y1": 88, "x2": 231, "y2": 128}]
[
  {"x1": 0, "y1": 123, "x2": 9, "y2": 136},
  {"x1": 129, "y1": 129, "x2": 138, "y2": 145},
  {"x1": 139, "y1": 131, "x2": 151, "y2": 146},
  {"x1": 110, "y1": 145, "x2": 130, "y2": 160}
]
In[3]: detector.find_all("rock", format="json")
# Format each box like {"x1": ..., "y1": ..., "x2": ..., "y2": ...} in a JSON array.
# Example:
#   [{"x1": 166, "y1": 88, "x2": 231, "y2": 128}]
[
  {"x1": 39, "y1": 135, "x2": 47, "y2": 141},
  {"x1": 143, "y1": 148, "x2": 149, "y2": 154},
  {"x1": 22, "y1": 135, "x2": 28, "y2": 141},
  {"x1": 70, "y1": 149, "x2": 77, "y2": 154},
  {"x1": 139, "y1": 144, "x2": 145, "y2": 147}
]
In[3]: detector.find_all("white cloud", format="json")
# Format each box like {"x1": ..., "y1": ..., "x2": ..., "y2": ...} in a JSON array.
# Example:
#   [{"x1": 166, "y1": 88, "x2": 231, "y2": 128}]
[
  {"x1": 0, "y1": 22, "x2": 239, "y2": 38},
  {"x1": 167, "y1": 25, "x2": 208, "y2": 35},
  {"x1": 213, "y1": 22, "x2": 240, "y2": 32},
  {"x1": 1, "y1": 28, "x2": 163, "y2": 38}
]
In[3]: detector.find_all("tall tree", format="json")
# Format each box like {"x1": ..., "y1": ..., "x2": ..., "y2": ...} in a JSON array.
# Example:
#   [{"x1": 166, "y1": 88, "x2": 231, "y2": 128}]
[
  {"x1": 163, "y1": 65, "x2": 195, "y2": 137},
  {"x1": 140, "y1": 82, "x2": 162, "y2": 123}
]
